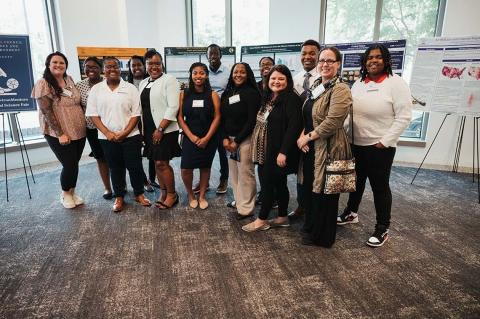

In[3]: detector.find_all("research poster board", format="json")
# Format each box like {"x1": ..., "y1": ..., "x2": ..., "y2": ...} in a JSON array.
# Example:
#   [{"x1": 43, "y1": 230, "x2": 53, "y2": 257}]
[
  {"x1": 240, "y1": 43, "x2": 303, "y2": 78},
  {"x1": 410, "y1": 36, "x2": 480, "y2": 116},
  {"x1": 76, "y1": 47, "x2": 148, "y2": 80},
  {"x1": 240, "y1": 40, "x2": 406, "y2": 85},
  {"x1": 164, "y1": 47, "x2": 236, "y2": 85},
  {"x1": 329, "y1": 39, "x2": 406, "y2": 86},
  {"x1": 0, "y1": 34, "x2": 35, "y2": 112}
]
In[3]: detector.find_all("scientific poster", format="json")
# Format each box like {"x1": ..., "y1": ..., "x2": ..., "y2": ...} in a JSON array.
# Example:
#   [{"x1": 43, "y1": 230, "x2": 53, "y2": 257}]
[
  {"x1": 410, "y1": 36, "x2": 480, "y2": 116},
  {"x1": 0, "y1": 35, "x2": 35, "y2": 112}
]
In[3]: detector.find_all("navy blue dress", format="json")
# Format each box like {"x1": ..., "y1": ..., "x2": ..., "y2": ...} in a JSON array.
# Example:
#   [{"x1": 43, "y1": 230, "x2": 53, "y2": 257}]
[{"x1": 180, "y1": 89, "x2": 218, "y2": 169}]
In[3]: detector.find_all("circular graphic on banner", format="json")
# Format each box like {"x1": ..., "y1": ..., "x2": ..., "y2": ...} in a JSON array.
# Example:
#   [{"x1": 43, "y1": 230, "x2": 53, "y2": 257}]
[{"x1": 7, "y1": 78, "x2": 19, "y2": 89}]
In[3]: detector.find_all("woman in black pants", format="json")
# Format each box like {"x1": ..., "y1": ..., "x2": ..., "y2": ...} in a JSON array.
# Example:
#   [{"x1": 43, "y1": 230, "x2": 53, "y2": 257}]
[
  {"x1": 32, "y1": 51, "x2": 86, "y2": 209},
  {"x1": 243, "y1": 64, "x2": 302, "y2": 232}
]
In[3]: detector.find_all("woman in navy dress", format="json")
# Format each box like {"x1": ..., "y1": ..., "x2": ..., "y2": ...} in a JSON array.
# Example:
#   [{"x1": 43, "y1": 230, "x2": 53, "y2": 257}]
[{"x1": 178, "y1": 62, "x2": 221, "y2": 210}]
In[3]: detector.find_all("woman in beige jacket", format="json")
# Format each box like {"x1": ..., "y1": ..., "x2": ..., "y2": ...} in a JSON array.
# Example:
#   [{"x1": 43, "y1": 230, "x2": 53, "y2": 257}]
[{"x1": 296, "y1": 46, "x2": 352, "y2": 247}]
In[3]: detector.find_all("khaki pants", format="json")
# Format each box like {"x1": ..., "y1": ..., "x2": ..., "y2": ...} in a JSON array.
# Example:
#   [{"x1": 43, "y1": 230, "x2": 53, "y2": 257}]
[{"x1": 228, "y1": 137, "x2": 256, "y2": 216}]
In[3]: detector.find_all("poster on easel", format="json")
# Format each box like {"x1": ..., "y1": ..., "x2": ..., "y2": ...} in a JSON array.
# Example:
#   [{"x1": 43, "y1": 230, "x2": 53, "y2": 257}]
[
  {"x1": 0, "y1": 34, "x2": 35, "y2": 112},
  {"x1": 76, "y1": 47, "x2": 148, "y2": 80},
  {"x1": 164, "y1": 47, "x2": 236, "y2": 86},
  {"x1": 410, "y1": 36, "x2": 480, "y2": 116}
]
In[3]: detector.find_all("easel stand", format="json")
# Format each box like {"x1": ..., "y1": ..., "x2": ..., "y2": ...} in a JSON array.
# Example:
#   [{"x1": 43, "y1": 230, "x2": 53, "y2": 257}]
[
  {"x1": 411, "y1": 113, "x2": 480, "y2": 203},
  {"x1": 1, "y1": 112, "x2": 35, "y2": 201}
]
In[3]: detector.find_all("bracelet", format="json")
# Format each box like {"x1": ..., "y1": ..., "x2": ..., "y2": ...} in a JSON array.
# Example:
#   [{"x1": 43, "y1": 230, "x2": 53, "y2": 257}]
[{"x1": 157, "y1": 127, "x2": 164, "y2": 133}]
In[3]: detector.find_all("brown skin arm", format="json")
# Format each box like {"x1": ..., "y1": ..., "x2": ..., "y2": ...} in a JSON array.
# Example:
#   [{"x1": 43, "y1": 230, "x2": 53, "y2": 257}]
[
  {"x1": 90, "y1": 116, "x2": 116, "y2": 141},
  {"x1": 177, "y1": 91, "x2": 199, "y2": 143},
  {"x1": 115, "y1": 116, "x2": 140, "y2": 142}
]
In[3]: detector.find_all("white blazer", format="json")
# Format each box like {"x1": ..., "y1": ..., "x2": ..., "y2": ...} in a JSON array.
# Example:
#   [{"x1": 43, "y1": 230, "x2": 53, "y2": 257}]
[{"x1": 139, "y1": 74, "x2": 180, "y2": 134}]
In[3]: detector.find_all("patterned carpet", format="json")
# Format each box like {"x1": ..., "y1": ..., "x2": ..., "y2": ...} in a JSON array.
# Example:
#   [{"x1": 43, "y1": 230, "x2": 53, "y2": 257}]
[{"x1": 0, "y1": 158, "x2": 479, "y2": 318}]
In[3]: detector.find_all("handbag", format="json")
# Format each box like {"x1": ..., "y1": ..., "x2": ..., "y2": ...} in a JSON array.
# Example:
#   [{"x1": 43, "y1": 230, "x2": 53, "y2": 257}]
[{"x1": 324, "y1": 92, "x2": 356, "y2": 194}]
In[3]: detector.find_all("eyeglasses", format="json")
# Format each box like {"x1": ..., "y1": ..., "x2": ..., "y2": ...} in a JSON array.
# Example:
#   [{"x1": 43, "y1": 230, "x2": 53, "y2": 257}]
[{"x1": 318, "y1": 59, "x2": 337, "y2": 65}]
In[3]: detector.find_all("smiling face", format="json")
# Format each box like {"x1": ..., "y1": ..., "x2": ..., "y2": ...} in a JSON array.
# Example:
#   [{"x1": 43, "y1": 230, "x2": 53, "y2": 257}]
[
  {"x1": 366, "y1": 48, "x2": 385, "y2": 78},
  {"x1": 84, "y1": 60, "x2": 101, "y2": 81},
  {"x1": 268, "y1": 71, "x2": 288, "y2": 96},
  {"x1": 130, "y1": 58, "x2": 145, "y2": 79},
  {"x1": 318, "y1": 49, "x2": 340, "y2": 82},
  {"x1": 103, "y1": 59, "x2": 121, "y2": 81},
  {"x1": 259, "y1": 58, "x2": 274, "y2": 78},
  {"x1": 301, "y1": 45, "x2": 319, "y2": 72},
  {"x1": 146, "y1": 55, "x2": 163, "y2": 79},
  {"x1": 191, "y1": 65, "x2": 208, "y2": 88},
  {"x1": 232, "y1": 64, "x2": 247, "y2": 87},
  {"x1": 49, "y1": 55, "x2": 67, "y2": 78},
  {"x1": 207, "y1": 46, "x2": 221, "y2": 70}
]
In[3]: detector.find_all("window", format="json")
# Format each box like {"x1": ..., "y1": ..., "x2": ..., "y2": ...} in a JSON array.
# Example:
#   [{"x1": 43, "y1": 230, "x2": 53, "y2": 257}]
[
  {"x1": 191, "y1": 0, "x2": 226, "y2": 46},
  {"x1": 0, "y1": 0, "x2": 56, "y2": 143},
  {"x1": 324, "y1": 0, "x2": 377, "y2": 44},
  {"x1": 323, "y1": 0, "x2": 443, "y2": 140},
  {"x1": 232, "y1": 0, "x2": 269, "y2": 50}
]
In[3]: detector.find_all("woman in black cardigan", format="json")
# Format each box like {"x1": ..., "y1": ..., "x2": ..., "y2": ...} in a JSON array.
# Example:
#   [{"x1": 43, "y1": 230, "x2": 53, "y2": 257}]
[
  {"x1": 221, "y1": 62, "x2": 262, "y2": 219},
  {"x1": 243, "y1": 64, "x2": 303, "y2": 232}
]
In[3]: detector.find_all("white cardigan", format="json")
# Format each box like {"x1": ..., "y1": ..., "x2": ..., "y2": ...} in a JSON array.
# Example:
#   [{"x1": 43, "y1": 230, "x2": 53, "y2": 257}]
[{"x1": 139, "y1": 74, "x2": 180, "y2": 134}]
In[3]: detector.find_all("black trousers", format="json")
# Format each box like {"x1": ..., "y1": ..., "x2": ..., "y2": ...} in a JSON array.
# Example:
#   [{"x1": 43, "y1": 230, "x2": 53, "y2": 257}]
[
  {"x1": 345, "y1": 144, "x2": 396, "y2": 231},
  {"x1": 302, "y1": 149, "x2": 340, "y2": 247},
  {"x1": 258, "y1": 164, "x2": 289, "y2": 220},
  {"x1": 45, "y1": 135, "x2": 86, "y2": 191},
  {"x1": 100, "y1": 135, "x2": 144, "y2": 197},
  {"x1": 217, "y1": 139, "x2": 229, "y2": 181}
]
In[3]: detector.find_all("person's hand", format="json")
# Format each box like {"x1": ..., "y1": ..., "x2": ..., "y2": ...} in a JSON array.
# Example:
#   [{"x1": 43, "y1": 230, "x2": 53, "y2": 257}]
[
  {"x1": 374, "y1": 142, "x2": 386, "y2": 149},
  {"x1": 58, "y1": 134, "x2": 71, "y2": 145},
  {"x1": 223, "y1": 138, "x2": 231, "y2": 152},
  {"x1": 114, "y1": 131, "x2": 128, "y2": 142},
  {"x1": 190, "y1": 134, "x2": 200, "y2": 144},
  {"x1": 277, "y1": 153, "x2": 287, "y2": 167},
  {"x1": 230, "y1": 141, "x2": 238, "y2": 152},
  {"x1": 196, "y1": 137, "x2": 209, "y2": 149},
  {"x1": 152, "y1": 129, "x2": 163, "y2": 144},
  {"x1": 297, "y1": 134, "x2": 309, "y2": 149},
  {"x1": 105, "y1": 131, "x2": 116, "y2": 142}
]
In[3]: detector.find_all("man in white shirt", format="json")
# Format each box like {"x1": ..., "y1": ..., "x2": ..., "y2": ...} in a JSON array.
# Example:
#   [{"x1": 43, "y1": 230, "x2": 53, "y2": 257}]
[
  {"x1": 86, "y1": 56, "x2": 151, "y2": 212},
  {"x1": 290, "y1": 39, "x2": 321, "y2": 220},
  {"x1": 204, "y1": 44, "x2": 229, "y2": 194}
]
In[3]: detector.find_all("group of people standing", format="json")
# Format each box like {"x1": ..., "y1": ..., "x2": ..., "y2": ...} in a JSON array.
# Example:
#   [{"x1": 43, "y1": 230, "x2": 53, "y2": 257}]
[{"x1": 32, "y1": 39, "x2": 412, "y2": 248}]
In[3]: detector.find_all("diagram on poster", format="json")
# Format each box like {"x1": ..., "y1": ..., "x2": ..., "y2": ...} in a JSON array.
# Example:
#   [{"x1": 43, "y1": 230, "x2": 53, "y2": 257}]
[{"x1": 410, "y1": 36, "x2": 480, "y2": 116}]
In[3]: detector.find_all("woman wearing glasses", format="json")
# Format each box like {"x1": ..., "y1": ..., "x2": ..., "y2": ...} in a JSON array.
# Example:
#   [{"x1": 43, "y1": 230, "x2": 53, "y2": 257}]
[
  {"x1": 139, "y1": 49, "x2": 182, "y2": 210},
  {"x1": 337, "y1": 44, "x2": 412, "y2": 247},
  {"x1": 296, "y1": 47, "x2": 352, "y2": 247}
]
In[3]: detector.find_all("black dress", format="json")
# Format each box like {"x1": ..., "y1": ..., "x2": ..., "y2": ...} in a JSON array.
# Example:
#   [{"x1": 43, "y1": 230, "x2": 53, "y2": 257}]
[
  {"x1": 141, "y1": 85, "x2": 181, "y2": 161},
  {"x1": 180, "y1": 89, "x2": 218, "y2": 169}
]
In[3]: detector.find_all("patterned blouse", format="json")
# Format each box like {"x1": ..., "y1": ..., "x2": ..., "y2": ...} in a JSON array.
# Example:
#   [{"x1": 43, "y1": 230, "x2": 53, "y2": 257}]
[
  {"x1": 75, "y1": 77, "x2": 101, "y2": 129},
  {"x1": 31, "y1": 76, "x2": 86, "y2": 140}
]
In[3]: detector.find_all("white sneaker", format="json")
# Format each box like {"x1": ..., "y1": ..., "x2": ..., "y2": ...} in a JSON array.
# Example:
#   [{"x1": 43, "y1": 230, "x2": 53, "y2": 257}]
[
  {"x1": 61, "y1": 193, "x2": 76, "y2": 209},
  {"x1": 72, "y1": 194, "x2": 84, "y2": 206}
]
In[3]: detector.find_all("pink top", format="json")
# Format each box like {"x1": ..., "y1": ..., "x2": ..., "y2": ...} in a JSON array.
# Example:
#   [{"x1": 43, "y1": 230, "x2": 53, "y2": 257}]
[{"x1": 31, "y1": 76, "x2": 86, "y2": 140}]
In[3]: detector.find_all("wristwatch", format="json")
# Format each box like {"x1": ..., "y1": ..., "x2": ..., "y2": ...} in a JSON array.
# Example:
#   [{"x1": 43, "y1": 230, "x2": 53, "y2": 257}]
[{"x1": 157, "y1": 127, "x2": 164, "y2": 133}]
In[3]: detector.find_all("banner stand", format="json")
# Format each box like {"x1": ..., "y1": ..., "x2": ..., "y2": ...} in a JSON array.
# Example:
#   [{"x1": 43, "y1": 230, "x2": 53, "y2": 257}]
[{"x1": 1, "y1": 112, "x2": 35, "y2": 201}]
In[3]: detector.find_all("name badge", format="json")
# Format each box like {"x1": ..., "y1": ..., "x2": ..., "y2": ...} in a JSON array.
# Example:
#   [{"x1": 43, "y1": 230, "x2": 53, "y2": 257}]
[
  {"x1": 263, "y1": 110, "x2": 270, "y2": 120},
  {"x1": 61, "y1": 89, "x2": 73, "y2": 97},
  {"x1": 229, "y1": 94, "x2": 240, "y2": 104},
  {"x1": 192, "y1": 100, "x2": 204, "y2": 108},
  {"x1": 310, "y1": 84, "x2": 325, "y2": 99}
]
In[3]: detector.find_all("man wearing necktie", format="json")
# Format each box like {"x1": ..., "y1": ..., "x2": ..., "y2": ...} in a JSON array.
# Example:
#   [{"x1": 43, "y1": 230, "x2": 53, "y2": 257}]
[{"x1": 291, "y1": 39, "x2": 321, "y2": 220}]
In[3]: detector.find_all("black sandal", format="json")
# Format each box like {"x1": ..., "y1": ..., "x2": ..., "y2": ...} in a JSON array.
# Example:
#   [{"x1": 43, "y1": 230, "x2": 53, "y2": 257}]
[{"x1": 156, "y1": 192, "x2": 179, "y2": 210}]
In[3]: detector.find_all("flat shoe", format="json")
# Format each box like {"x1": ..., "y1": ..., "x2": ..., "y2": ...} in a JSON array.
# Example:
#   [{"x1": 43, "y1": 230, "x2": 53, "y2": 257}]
[
  {"x1": 199, "y1": 199, "x2": 209, "y2": 210},
  {"x1": 227, "y1": 200, "x2": 236, "y2": 208},
  {"x1": 189, "y1": 199, "x2": 199, "y2": 208},
  {"x1": 235, "y1": 212, "x2": 255, "y2": 220},
  {"x1": 103, "y1": 191, "x2": 113, "y2": 200},
  {"x1": 135, "y1": 195, "x2": 152, "y2": 207},
  {"x1": 157, "y1": 193, "x2": 179, "y2": 210},
  {"x1": 242, "y1": 222, "x2": 270, "y2": 232},
  {"x1": 113, "y1": 197, "x2": 124, "y2": 212}
]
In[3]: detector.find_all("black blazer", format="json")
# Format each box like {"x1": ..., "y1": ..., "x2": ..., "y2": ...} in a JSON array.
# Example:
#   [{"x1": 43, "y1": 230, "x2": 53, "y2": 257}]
[{"x1": 264, "y1": 90, "x2": 303, "y2": 175}]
